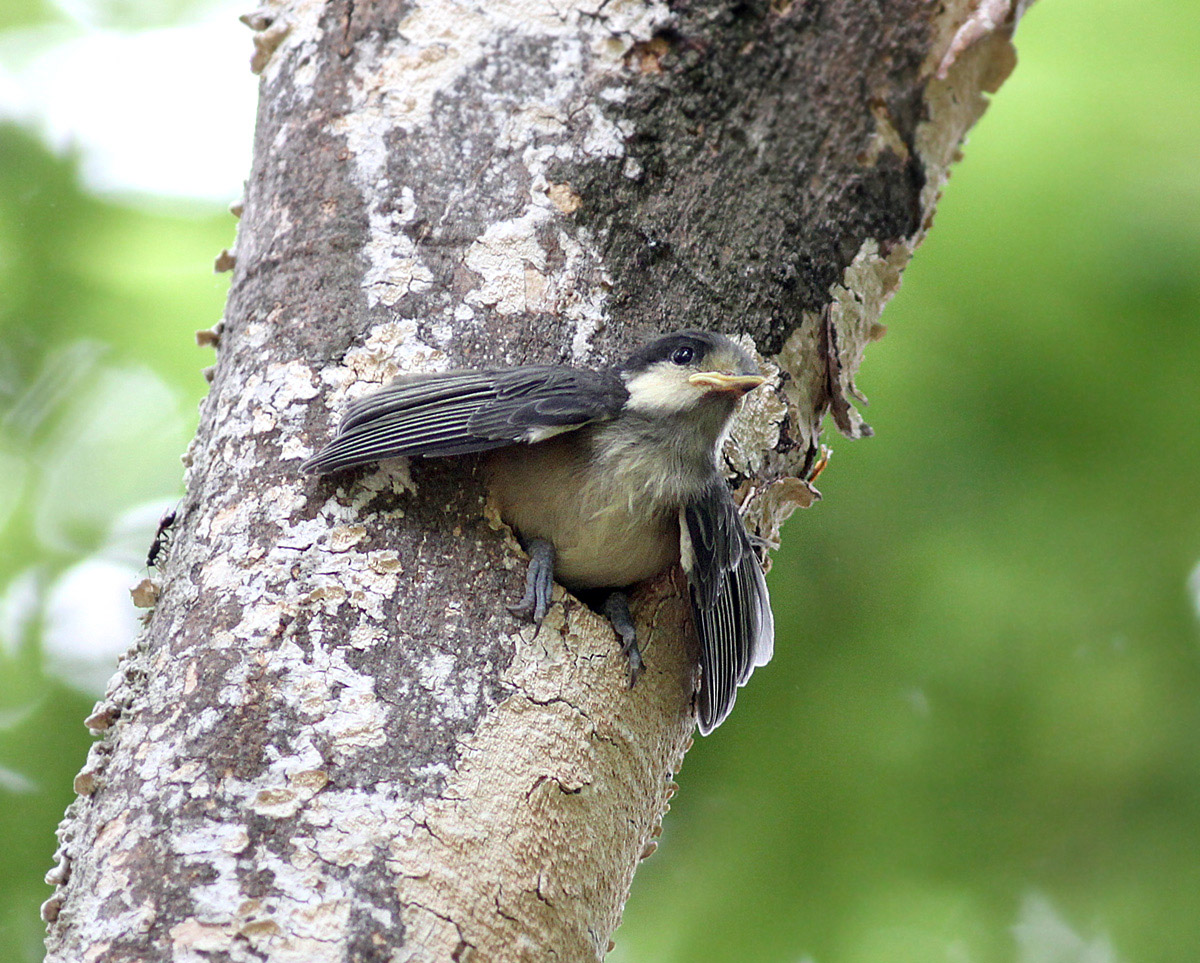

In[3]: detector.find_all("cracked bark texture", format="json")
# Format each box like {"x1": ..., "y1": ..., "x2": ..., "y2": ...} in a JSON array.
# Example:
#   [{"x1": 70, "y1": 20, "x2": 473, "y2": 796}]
[{"x1": 44, "y1": 0, "x2": 1029, "y2": 960}]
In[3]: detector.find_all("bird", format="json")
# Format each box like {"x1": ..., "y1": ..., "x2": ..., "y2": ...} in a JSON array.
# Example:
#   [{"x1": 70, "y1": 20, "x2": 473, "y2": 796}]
[{"x1": 302, "y1": 330, "x2": 774, "y2": 734}]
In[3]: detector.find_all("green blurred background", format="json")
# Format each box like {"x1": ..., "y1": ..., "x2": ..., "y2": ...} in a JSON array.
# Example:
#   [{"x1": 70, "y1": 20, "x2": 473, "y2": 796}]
[{"x1": 1, "y1": 1, "x2": 1197, "y2": 961}]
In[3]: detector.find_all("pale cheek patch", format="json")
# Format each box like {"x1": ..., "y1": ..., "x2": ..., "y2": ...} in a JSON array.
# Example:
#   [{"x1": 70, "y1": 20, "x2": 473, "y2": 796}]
[{"x1": 623, "y1": 365, "x2": 702, "y2": 414}]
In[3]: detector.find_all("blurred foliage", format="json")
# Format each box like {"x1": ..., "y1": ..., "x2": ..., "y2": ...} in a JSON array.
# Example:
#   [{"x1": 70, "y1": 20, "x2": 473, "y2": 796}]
[
  {"x1": 1, "y1": 0, "x2": 1198, "y2": 961},
  {"x1": 0, "y1": 0, "x2": 57, "y2": 33},
  {"x1": 0, "y1": 0, "x2": 215, "y2": 33}
]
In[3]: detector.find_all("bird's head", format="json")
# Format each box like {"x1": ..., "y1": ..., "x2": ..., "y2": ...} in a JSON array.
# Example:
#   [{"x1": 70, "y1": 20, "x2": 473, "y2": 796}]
[{"x1": 619, "y1": 332, "x2": 765, "y2": 430}]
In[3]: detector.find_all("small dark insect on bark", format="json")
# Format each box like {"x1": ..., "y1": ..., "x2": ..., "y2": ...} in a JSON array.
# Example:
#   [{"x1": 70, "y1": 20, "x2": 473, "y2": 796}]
[{"x1": 146, "y1": 508, "x2": 178, "y2": 568}]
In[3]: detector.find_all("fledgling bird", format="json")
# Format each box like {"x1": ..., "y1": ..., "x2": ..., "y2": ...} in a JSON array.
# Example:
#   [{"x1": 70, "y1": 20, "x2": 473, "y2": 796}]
[{"x1": 302, "y1": 331, "x2": 774, "y2": 734}]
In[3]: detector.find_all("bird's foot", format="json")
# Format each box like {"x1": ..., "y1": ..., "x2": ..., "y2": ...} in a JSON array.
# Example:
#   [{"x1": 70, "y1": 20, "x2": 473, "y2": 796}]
[
  {"x1": 602, "y1": 591, "x2": 644, "y2": 688},
  {"x1": 508, "y1": 538, "x2": 556, "y2": 624}
]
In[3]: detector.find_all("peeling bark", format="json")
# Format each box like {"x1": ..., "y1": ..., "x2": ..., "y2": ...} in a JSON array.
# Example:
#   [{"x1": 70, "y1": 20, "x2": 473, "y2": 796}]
[{"x1": 44, "y1": 1, "x2": 1029, "y2": 960}]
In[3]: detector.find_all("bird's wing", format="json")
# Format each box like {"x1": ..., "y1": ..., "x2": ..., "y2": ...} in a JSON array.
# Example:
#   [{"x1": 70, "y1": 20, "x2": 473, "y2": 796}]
[
  {"x1": 680, "y1": 480, "x2": 775, "y2": 735},
  {"x1": 303, "y1": 366, "x2": 628, "y2": 473}
]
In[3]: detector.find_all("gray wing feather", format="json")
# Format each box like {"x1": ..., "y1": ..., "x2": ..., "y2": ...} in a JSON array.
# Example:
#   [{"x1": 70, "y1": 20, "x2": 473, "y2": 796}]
[
  {"x1": 681, "y1": 481, "x2": 774, "y2": 735},
  {"x1": 303, "y1": 366, "x2": 627, "y2": 474}
]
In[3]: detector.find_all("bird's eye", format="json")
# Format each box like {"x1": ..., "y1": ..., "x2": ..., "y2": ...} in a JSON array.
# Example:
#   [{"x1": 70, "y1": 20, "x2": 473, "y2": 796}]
[{"x1": 670, "y1": 346, "x2": 695, "y2": 366}]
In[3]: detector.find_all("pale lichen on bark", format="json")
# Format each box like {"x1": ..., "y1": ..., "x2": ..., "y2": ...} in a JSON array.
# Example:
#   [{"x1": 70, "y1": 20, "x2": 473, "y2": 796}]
[{"x1": 44, "y1": 1, "x2": 1032, "y2": 960}]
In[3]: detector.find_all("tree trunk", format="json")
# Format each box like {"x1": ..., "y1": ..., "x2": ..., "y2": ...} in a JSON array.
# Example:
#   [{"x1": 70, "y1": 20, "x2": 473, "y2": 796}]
[{"x1": 43, "y1": 0, "x2": 1028, "y2": 959}]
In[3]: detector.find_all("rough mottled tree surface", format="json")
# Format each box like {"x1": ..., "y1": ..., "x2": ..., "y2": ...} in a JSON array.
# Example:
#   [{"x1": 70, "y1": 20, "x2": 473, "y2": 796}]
[{"x1": 44, "y1": 0, "x2": 1029, "y2": 960}]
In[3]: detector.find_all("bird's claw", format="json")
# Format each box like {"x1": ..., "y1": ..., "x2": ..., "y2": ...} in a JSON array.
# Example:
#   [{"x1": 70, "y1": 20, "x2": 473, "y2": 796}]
[
  {"x1": 620, "y1": 631, "x2": 644, "y2": 688},
  {"x1": 507, "y1": 594, "x2": 549, "y2": 623},
  {"x1": 510, "y1": 537, "x2": 555, "y2": 625},
  {"x1": 602, "y1": 591, "x2": 643, "y2": 688}
]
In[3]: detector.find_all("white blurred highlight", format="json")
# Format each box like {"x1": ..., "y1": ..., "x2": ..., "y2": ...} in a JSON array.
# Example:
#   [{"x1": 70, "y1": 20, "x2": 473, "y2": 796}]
[
  {"x1": 0, "y1": 2, "x2": 255, "y2": 202},
  {"x1": 1014, "y1": 893, "x2": 1122, "y2": 963},
  {"x1": 43, "y1": 556, "x2": 141, "y2": 694}
]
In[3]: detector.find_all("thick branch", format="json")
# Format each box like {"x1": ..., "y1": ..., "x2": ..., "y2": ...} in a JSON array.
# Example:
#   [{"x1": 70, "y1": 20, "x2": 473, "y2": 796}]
[{"x1": 44, "y1": 1, "x2": 1026, "y2": 960}]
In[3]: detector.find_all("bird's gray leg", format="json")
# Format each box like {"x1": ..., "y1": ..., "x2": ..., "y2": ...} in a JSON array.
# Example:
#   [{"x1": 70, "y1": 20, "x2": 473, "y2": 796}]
[
  {"x1": 508, "y1": 537, "x2": 556, "y2": 623},
  {"x1": 602, "y1": 591, "x2": 644, "y2": 687}
]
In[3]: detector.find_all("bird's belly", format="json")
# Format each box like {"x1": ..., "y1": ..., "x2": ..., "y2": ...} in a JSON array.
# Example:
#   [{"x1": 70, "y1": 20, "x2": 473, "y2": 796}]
[
  {"x1": 485, "y1": 440, "x2": 680, "y2": 590},
  {"x1": 551, "y1": 505, "x2": 679, "y2": 589}
]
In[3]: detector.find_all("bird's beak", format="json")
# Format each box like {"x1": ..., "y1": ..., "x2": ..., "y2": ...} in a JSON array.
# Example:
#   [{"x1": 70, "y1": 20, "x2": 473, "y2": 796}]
[{"x1": 688, "y1": 372, "x2": 766, "y2": 396}]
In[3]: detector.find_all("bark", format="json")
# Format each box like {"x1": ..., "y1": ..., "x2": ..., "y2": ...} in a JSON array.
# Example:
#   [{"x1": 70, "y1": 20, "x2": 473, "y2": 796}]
[{"x1": 44, "y1": 0, "x2": 1029, "y2": 960}]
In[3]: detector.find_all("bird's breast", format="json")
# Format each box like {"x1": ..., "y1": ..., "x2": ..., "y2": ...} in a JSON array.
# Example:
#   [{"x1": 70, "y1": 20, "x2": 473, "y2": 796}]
[{"x1": 485, "y1": 434, "x2": 682, "y2": 590}]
